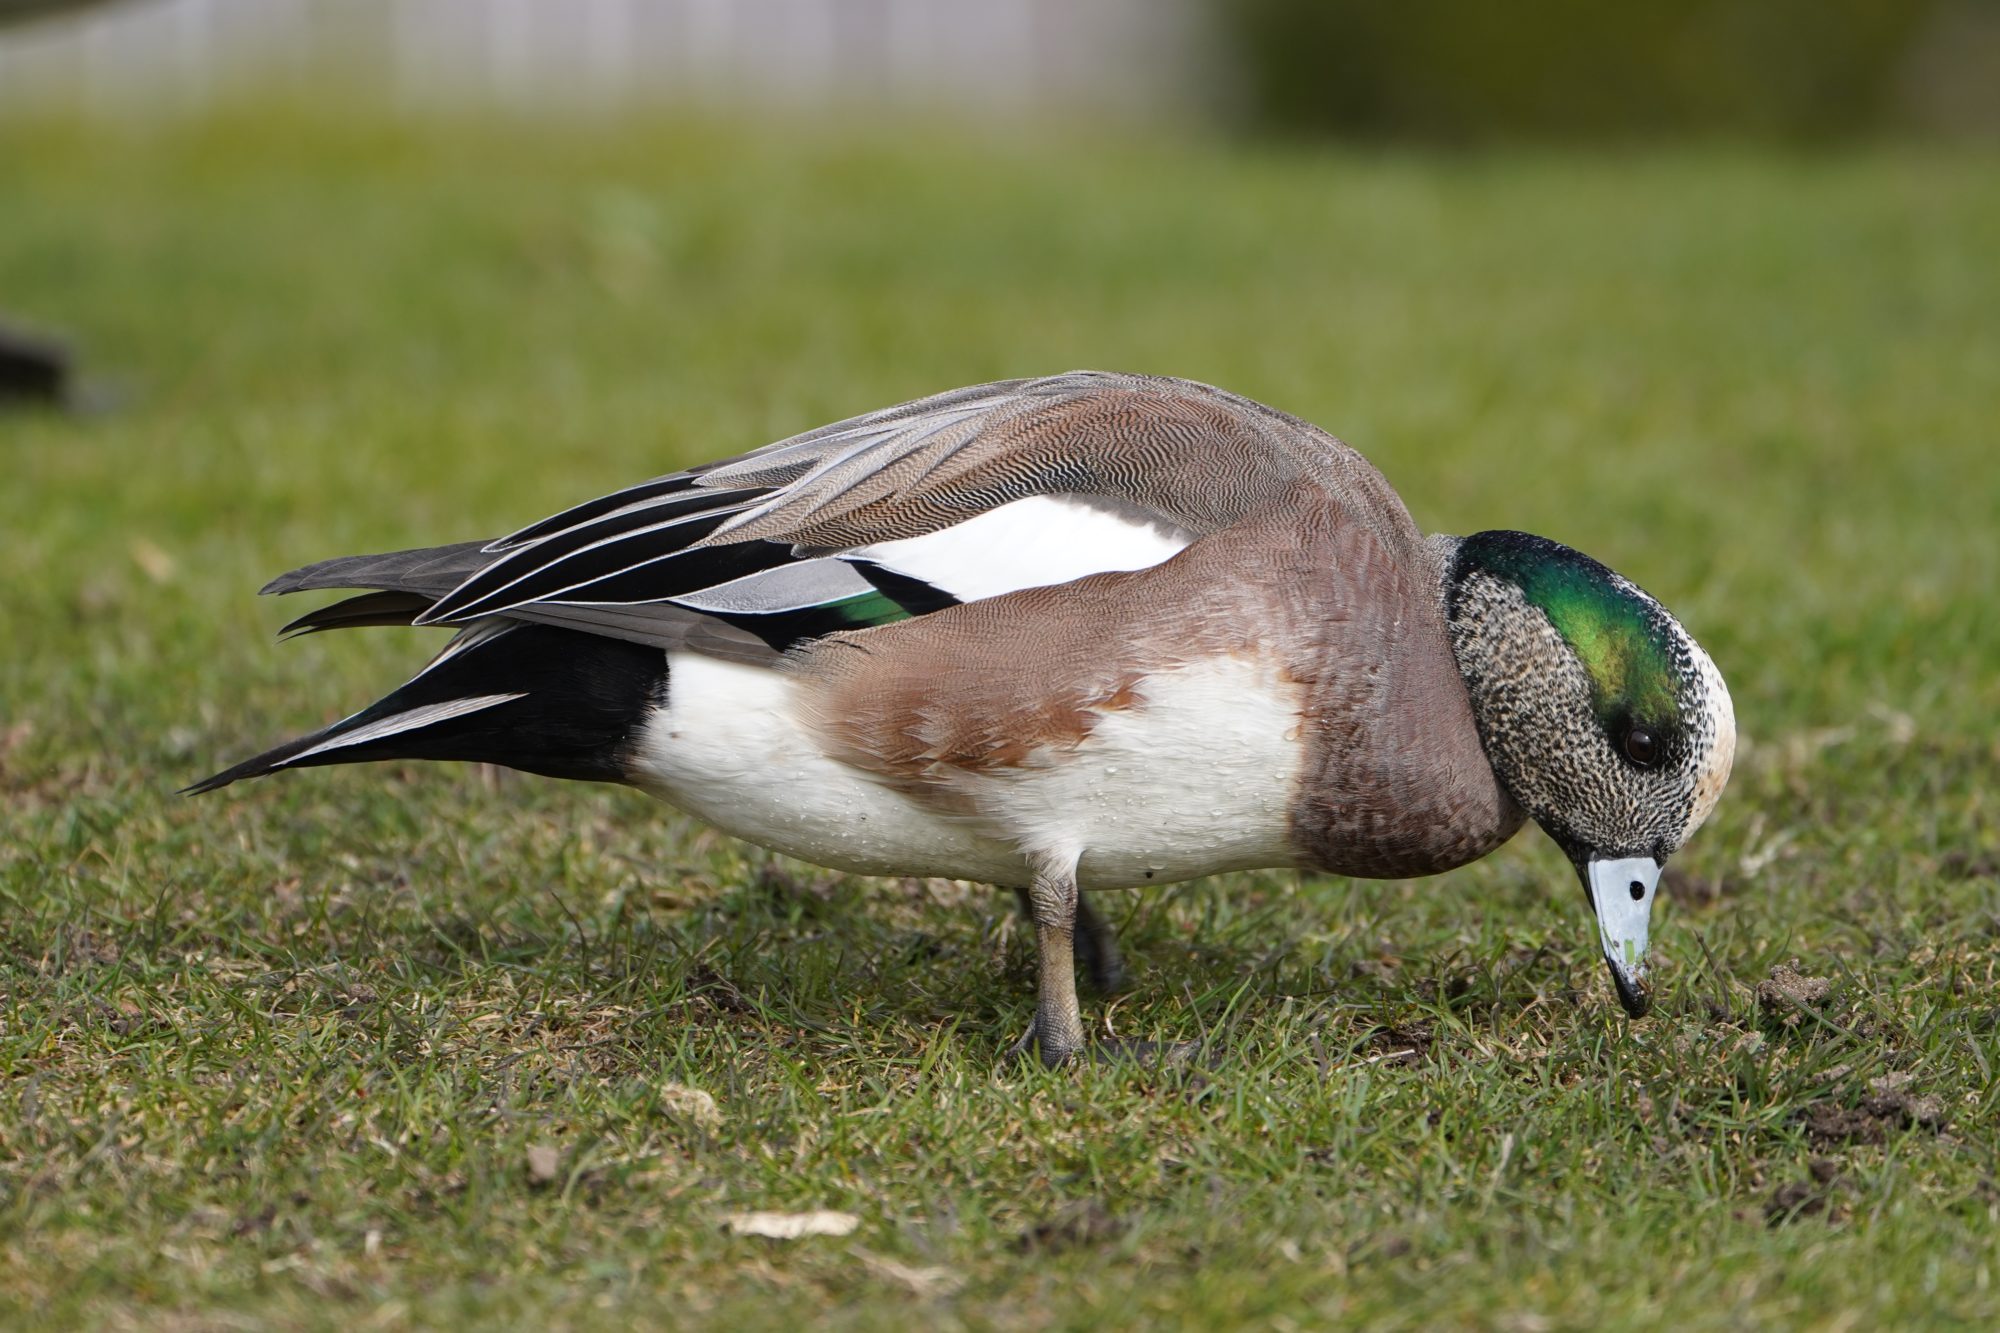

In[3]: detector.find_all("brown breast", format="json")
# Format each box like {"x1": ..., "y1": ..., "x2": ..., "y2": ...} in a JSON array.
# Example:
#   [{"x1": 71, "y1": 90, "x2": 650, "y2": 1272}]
[{"x1": 793, "y1": 484, "x2": 1522, "y2": 879}]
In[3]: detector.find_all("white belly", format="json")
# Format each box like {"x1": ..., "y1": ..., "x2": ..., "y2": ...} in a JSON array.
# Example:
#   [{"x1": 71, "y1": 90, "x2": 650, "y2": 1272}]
[{"x1": 626, "y1": 653, "x2": 1305, "y2": 889}]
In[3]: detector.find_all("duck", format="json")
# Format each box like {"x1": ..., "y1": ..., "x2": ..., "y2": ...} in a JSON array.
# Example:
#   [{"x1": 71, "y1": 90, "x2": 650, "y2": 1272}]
[{"x1": 190, "y1": 372, "x2": 1736, "y2": 1066}]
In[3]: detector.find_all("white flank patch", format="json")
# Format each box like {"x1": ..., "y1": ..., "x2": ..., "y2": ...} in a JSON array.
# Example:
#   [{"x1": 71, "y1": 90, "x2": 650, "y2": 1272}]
[
  {"x1": 288, "y1": 693, "x2": 528, "y2": 763},
  {"x1": 627, "y1": 653, "x2": 1304, "y2": 890},
  {"x1": 854, "y1": 494, "x2": 1193, "y2": 603},
  {"x1": 627, "y1": 655, "x2": 1025, "y2": 883},
  {"x1": 957, "y1": 655, "x2": 1307, "y2": 887}
]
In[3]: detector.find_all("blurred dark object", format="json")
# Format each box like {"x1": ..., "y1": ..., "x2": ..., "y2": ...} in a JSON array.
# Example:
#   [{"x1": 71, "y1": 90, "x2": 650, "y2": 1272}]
[
  {"x1": 1218, "y1": 0, "x2": 1942, "y2": 143},
  {"x1": 0, "y1": 324, "x2": 72, "y2": 408},
  {"x1": 2, "y1": 0, "x2": 132, "y2": 414},
  {"x1": 0, "y1": 0, "x2": 125, "y2": 26}
]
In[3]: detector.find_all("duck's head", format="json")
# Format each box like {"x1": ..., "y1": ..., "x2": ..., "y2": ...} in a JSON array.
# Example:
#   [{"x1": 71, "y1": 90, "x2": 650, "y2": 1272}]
[{"x1": 1444, "y1": 530, "x2": 1735, "y2": 1018}]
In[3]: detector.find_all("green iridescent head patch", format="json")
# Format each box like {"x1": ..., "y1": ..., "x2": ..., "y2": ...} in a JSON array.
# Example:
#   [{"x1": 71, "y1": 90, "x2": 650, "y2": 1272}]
[{"x1": 1458, "y1": 531, "x2": 1681, "y2": 732}]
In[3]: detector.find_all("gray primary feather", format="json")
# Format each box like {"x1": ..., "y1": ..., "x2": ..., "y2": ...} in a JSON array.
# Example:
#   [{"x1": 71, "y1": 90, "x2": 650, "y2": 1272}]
[{"x1": 260, "y1": 538, "x2": 777, "y2": 663}]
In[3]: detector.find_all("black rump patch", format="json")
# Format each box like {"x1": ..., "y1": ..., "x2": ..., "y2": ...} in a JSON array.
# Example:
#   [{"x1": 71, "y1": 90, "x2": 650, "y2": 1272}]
[{"x1": 185, "y1": 622, "x2": 669, "y2": 793}]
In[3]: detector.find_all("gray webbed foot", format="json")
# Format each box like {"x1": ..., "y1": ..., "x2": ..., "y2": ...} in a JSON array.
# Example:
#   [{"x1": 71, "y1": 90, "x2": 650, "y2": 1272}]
[{"x1": 1004, "y1": 1019, "x2": 1202, "y2": 1071}]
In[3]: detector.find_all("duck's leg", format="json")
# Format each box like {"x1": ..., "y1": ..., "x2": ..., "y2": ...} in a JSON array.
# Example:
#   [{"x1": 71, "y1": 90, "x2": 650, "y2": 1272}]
[
  {"x1": 1008, "y1": 856, "x2": 1201, "y2": 1070},
  {"x1": 1011, "y1": 886, "x2": 1125, "y2": 995},
  {"x1": 1022, "y1": 856, "x2": 1088, "y2": 1067}
]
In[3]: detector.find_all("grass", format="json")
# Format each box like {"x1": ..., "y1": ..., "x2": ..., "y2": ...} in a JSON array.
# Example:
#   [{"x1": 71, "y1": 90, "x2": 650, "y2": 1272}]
[{"x1": 3, "y1": 108, "x2": 1998, "y2": 1329}]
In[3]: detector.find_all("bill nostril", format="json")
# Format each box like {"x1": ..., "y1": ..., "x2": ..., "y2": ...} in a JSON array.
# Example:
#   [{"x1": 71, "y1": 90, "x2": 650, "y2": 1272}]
[{"x1": 1628, "y1": 880, "x2": 1646, "y2": 901}]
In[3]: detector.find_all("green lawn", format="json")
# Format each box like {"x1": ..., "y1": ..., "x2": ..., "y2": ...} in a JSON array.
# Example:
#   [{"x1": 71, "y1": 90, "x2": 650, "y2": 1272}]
[{"x1": 3, "y1": 110, "x2": 1997, "y2": 1329}]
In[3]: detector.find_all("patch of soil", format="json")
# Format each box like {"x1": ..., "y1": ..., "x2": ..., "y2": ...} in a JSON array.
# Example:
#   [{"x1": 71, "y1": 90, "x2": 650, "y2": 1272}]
[
  {"x1": 1348, "y1": 1233, "x2": 1414, "y2": 1264},
  {"x1": 1803, "y1": 1103, "x2": 1887, "y2": 1145},
  {"x1": 1756, "y1": 962, "x2": 1833, "y2": 1024},
  {"x1": 757, "y1": 864, "x2": 839, "y2": 902},
  {"x1": 685, "y1": 963, "x2": 757, "y2": 1015},
  {"x1": 1349, "y1": 956, "x2": 1402, "y2": 985},
  {"x1": 1765, "y1": 1158, "x2": 1844, "y2": 1226},
  {"x1": 1801, "y1": 1074, "x2": 1946, "y2": 1144},
  {"x1": 1863, "y1": 1071, "x2": 1947, "y2": 1130},
  {"x1": 1013, "y1": 1200, "x2": 1127, "y2": 1253},
  {"x1": 1362, "y1": 1021, "x2": 1432, "y2": 1066}
]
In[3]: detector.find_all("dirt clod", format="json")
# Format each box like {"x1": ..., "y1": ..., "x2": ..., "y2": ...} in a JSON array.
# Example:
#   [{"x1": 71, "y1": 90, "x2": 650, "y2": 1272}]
[
  {"x1": 1765, "y1": 1181, "x2": 1823, "y2": 1221},
  {"x1": 1863, "y1": 1080, "x2": 1947, "y2": 1131},
  {"x1": 1764, "y1": 1158, "x2": 1847, "y2": 1225},
  {"x1": 1365, "y1": 1022, "x2": 1432, "y2": 1064},
  {"x1": 1803, "y1": 1104, "x2": 1885, "y2": 1145},
  {"x1": 1358, "y1": 1233, "x2": 1414, "y2": 1262},
  {"x1": 1802, "y1": 1073, "x2": 1946, "y2": 1143},
  {"x1": 1756, "y1": 962, "x2": 1833, "y2": 1023}
]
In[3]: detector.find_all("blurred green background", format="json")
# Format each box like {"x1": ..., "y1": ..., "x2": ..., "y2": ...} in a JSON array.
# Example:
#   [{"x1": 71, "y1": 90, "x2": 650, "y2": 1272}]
[
  {"x1": 3, "y1": 3, "x2": 1998, "y2": 1330},
  {"x1": 1222, "y1": 0, "x2": 1997, "y2": 142}
]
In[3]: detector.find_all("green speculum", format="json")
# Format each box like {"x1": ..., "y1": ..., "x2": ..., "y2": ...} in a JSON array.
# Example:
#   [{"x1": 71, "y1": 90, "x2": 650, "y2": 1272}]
[{"x1": 827, "y1": 588, "x2": 913, "y2": 628}]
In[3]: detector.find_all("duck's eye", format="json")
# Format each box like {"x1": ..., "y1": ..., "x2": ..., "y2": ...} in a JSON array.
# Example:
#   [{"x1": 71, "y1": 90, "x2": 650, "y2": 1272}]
[{"x1": 1624, "y1": 726, "x2": 1658, "y2": 767}]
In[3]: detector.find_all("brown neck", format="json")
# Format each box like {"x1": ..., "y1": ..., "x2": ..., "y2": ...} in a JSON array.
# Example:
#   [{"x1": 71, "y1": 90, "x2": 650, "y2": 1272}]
[{"x1": 1286, "y1": 525, "x2": 1524, "y2": 878}]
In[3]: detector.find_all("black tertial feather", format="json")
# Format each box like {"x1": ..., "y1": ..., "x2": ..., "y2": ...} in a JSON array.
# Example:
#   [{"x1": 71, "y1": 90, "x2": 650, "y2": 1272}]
[
  {"x1": 255, "y1": 537, "x2": 781, "y2": 659},
  {"x1": 487, "y1": 473, "x2": 712, "y2": 551},
  {"x1": 854, "y1": 562, "x2": 962, "y2": 618},
  {"x1": 421, "y1": 509, "x2": 777, "y2": 623},
  {"x1": 484, "y1": 483, "x2": 769, "y2": 559},
  {"x1": 508, "y1": 539, "x2": 800, "y2": 611}
]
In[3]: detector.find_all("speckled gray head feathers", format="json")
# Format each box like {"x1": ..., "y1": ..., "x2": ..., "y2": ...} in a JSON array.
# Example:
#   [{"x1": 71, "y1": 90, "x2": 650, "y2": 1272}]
[
  {"x1": 1445, "y1": 531, "x2": 1735, "y2": 867},
  {"x1": 1443, "y1": 530, "x2": 1735, "y2": 1016}
]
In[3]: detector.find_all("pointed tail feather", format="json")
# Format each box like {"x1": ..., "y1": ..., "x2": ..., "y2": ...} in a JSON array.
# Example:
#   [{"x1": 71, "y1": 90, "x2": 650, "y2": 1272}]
[
  {"x1": 260, "y1": 541, "x2": 495, "y2": 599},
  {"x1": 278, "y1": 590, "x2": 435, "y2": 638},
  {"x1": 182, "y1": 722, "x2": 362, "y2": 795},
  {"x1": 185, "y1": 623, "x2": 668, "y2": 795}
]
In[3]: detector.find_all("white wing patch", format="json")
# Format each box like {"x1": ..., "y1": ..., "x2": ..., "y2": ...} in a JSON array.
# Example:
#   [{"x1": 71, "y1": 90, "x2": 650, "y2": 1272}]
[
  {"x1": 855, "y1": 494, "x2": 1193, "y2": 602},
  {"x1": 635, "y1": 493, "x2": 1194, "y2": 623}
]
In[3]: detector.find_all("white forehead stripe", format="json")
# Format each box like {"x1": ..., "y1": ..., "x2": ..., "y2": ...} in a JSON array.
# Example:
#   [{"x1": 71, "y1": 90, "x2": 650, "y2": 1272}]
[{"x1": 1685, "y1": 637, "x2": 1734, "y2": 839}]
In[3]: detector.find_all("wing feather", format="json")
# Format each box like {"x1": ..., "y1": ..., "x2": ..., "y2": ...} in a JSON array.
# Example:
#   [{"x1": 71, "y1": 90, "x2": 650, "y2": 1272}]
[
  {"x1": 263, "y1": 372, "x2": 1408, "y2": 665},
  {"x1": 420, "y1": 501, "x2": 771, "y2": 622},
  {"x1": 486, "y1": 472, "x2": 707, "y2": 552}
]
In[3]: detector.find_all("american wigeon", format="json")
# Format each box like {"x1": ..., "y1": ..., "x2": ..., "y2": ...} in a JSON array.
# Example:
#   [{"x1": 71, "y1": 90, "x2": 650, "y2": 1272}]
[{"x1": 192, "y1": 372, "x2": 1735, "y2": 1066}]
